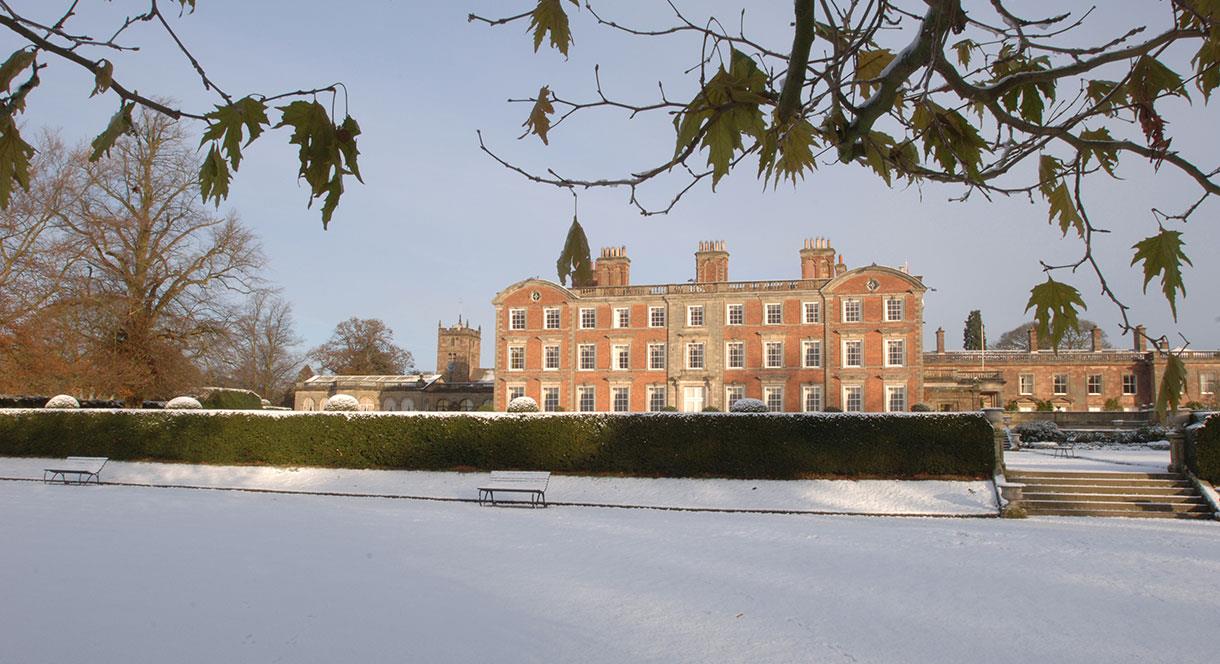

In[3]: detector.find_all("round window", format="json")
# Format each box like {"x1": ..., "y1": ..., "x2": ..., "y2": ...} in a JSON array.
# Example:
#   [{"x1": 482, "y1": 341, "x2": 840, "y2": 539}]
[
  {"x1": 530, "y1": 291, "x2": 541, "y2": 301},
  {"x1": 866, "y1": 279, "x2": 879, "y2": 292}
]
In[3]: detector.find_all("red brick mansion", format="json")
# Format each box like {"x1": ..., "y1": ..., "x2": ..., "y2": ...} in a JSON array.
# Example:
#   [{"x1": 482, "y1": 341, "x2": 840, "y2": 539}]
[
  {"x1": 491, "y1": 239, "x2": 1220, "y2": 413},
  {"x1": 492, "y1": 239, "x2": 926, "y2": 412}
]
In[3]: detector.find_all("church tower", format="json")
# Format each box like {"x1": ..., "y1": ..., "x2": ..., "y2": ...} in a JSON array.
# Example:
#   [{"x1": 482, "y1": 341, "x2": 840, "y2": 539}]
[{"x1": 437, "y1": 317, "x2": 481, "y2": 382}]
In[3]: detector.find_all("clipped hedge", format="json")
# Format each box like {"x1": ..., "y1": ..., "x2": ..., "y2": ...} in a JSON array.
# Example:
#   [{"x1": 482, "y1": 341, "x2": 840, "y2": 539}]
[
  {"x1": 1190, "y1": 413, "x2": 1220, "y2": 483},
  {"x1": 200, "y1": 388, "x2": 263, "y2": 410},
  {"x1": 0, "y1": 410, "x2": 996, "y2": 479}
]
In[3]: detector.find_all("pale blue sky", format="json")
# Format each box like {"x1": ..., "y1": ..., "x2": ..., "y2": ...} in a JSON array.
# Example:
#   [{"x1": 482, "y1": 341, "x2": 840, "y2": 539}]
[{"x1": 8, "y1": 0, "x2": 1219, "y2": 367}]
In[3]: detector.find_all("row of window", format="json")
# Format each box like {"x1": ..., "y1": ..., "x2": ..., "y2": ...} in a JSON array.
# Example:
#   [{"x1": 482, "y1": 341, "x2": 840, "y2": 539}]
[
  {"x1": 1017, "y1": 373, "x2": 1138, "y2": 396},
  {"x1": 506, "y1": 338, "x2": 907, "y2": 371},
  {"x1": 300, "y1": 397, "x2": 482, "y2": 411},
  {"x1": 505, "y1": 384, "x2": 908, "y2": 412},
  {"x1": 508, "y1": 298, "x2": 906, "y2": 331}
]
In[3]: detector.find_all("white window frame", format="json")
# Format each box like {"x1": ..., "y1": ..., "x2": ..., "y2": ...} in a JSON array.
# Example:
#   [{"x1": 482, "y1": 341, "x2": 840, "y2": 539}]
[
  {"x1": 884, "y1": 297, "x2": 904, "y2": 322},
  {"x1": 543, "y1": 344, "x2": 561, "y2": 370},
  {"x1": 1087, "y1": 374, "x2": 1102, "y2": 395},
  {"x1": 726, "y1": 303, "x2": 744, "y2": 326},
  {"x1": 687, "y1": 305, "x2": 705, "y2": 327},
  {"x1": 687, "y1": 342, "x2": 705, "y2": 370},
  {"x1": 579, "y1": 307, "x2": 596, "y2": 329},
  {"x1": 1053, "y1": 374, "x2": 1068, "y2": 395},
  {"x1": 843, "y1": 385, "x2": 863, "y2": 412},
  {"x1": 842, "y1": 298, "x2": 862, "y2": 323},
  {"x1": 802, "y1": 340, "x2": 822, "y2": 368},
  {"x1": 1122, "y1": 373, "x2": 1136, "y2": 395},
  {"x1": 1019, "y1": 374, "x2": 1034, "y2": 395},
  {"x1": 726, "y1": 341, "x2": 745, "y2": 369},
  {"x1": 648, "y1": 306, "x2": 666, "y2": 328},
  {"x1": 507, "y1": 385, "x2": 525, "y2": 402},
  {"x1": 612, "y1": 344, "x2": 630, "y2": 371},
  {"x1": 764, "y1": 386, "x2": 784, "y2": 412},
  {"x1": 725, "y1": 385, "x2": 745, "y2": 409},
  {"x1": 884, "y1": 338, "x2": 905, "y2": 368},
  {"x1": 578, "y1": 343, "x2": 596, "y2": 371},
  {"x1": 803, "y1": 301, "x2": 821, "y2": 324},
  {"x1": 1200, "y1": 373, "x2": 1217, "y2": 395},
  {"x1": 577, "y1": 385, "x2": 596, "y2": 412},
  {"x1": 764, "y1": 302, "x2": 783, "y2": 325},
  {"x1": 647, "y1": 386, "x2": 667, "y2": 412},
  {"x1": 613, "y1": 307, "x2": 630, "y2": 329},
  {"x1": 764, "y1": 341, "x2": 784, "y2": 368},
  {"x1": 648, "y1": 343, "x2": 666, "y2": 370},
  {"x1": 802, "y1": 385, "x2": 823, "y2": 412},
  {"x1": 541, "y1": 386, "x2": 560, "y2": 412},
  {"x1": 509, "y1": 308, "x2": 527, "y2": 331},
  {"x1": 543, "y1": 307, "x2": 561, "y2": 330},
  {"x1": 611, "y1": 386, "x2": 630, "y2": 412},
  {"x1": 885, "y1": 385, "x2": 907, "y2": 412},
  {"x1": 508, "y1": 345, "x2": 525, "y2": 371},
  {"x1": 842, "y1": 339, "x2": 863, "y2": 368}
]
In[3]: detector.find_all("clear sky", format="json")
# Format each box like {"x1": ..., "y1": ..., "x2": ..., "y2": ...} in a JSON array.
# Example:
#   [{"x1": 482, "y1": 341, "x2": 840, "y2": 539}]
[{"x1": 7, "y1": 0, "x2": 1219, "y2": 369}]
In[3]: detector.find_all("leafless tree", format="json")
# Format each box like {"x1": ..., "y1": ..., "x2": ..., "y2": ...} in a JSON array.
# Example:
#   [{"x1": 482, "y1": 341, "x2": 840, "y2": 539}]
[
  {"x1": 58, "y1": 108, "x2": 264, "y2": 404},
  {"x1": 203, "y1": 290, "x2": 303, "y2": 403},
  {"x1": 308, "y1": 318, "x2": 414, "y2": 375},
  {"x1": 0, "y1": 129, "x2": 81, "y2": 334}
]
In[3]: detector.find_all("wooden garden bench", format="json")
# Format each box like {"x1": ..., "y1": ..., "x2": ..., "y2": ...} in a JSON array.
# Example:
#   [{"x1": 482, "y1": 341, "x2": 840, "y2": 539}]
[
  {"x1": 478, "y1": 471, "x2": 550, "y2": 507},
  {"x1": 43, "y1": 457, "x2": 109, "y2": 485}
]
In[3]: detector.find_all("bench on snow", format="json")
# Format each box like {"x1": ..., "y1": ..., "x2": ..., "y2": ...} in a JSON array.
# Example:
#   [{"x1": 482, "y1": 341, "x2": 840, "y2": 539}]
[
  {"x1": 43, "y1": 457, "x2": 109, "y2": 485},
  {"x1": 478, "y1": 471, "x2": 550, "y2": 508}
]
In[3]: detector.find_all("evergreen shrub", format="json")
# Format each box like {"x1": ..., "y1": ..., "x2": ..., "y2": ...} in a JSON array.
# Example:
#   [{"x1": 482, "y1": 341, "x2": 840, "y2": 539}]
[
  {"x1": 0, "y1": 411, "x2": 995, "y2": 479},
  {"x1": 1192, "y1": 414, "x2": 1220, "y2": 483}
]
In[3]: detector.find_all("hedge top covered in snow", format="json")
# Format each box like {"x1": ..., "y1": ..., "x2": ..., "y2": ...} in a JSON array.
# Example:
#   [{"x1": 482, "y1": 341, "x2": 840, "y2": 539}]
[
  {"x1": 165, "y1": 396, "x2": 202, "y2": 410},
  {"x1": 730, "y1": 398, "x2": 768, "y2": 413},
  {"x1": 507, "y1": 396, "x2": 539, "y2": 412},
  {"x1": 324, "y1": 394, "x2": 360, "y2": 412},
  {"x1": 44, "y1": 395, "x2": 80, "y2": 409}
]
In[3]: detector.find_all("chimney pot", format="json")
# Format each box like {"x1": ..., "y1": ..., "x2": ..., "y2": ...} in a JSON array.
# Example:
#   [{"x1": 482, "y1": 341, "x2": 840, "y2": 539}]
[{"x1": 935, "y1": 327, "x2": 945, "y2": 354}]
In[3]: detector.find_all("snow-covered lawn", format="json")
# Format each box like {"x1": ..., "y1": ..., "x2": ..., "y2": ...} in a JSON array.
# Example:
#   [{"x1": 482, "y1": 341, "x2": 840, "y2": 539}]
[
  {"x1": 1006, "y1": 448, "x2": 1171, "y2": 473},
  {"x1": 1, "y1": 480, "x2": 1217, "y2": 663},
  {"x1": 0, "y1": 457, "x2": 996, "y2": 515}
]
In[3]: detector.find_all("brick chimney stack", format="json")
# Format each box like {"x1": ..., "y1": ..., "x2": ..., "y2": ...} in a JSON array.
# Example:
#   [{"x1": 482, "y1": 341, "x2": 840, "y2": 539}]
[
  {"x1": 594, "y1": 246, "x2": 630, "y2": 287},
  {"x1": 1091, "y1": 326, "x2": 1103, "y2": 352},
  {"x1": 834, "y1": 254, "x2": 847, "y2": 276},
  {"x1": 935, "y1": 327, "x2": 945, "y2": 354},
  {"x1": 1027, "y1": 325, "x2": 1039, "y2": 353},
  {"x1": 799, "y1": 237, "x2": 836, "y2": 279},
  {"x1": 1133, "y1": 325, "x2": 1147, "y2": 353},
  {"x1": 694, "y1": 240, "x2": 729, "y2": 283}
]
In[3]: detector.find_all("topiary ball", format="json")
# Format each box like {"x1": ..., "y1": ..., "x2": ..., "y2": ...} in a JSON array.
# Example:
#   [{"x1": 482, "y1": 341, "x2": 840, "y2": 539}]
[
  {"x1": 507, "y1": 396, "x2": 539, "y2": 412},
  {"x1": 730, "y1": 398, "x2": 768, "y2": 413},
  {"x1": 44, "y1": 394, "x2": 80, "y2": 409},
  {"x1": 324, "y1": 394, "x2": 360, "y2": 412},
  {"x1": 165, "y1": 396, "x2": 203, "y2": 410},
  {"x1": 910, "y1": 403, "x2": 933, "y2": 412}
]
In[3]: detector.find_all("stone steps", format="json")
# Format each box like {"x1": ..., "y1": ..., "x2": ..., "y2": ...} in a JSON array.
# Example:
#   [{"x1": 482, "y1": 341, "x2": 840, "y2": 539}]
[
  {"x1": 1006, "y1": 469, "x2": 1216, "y2": 519},
  {"x1": 1023, "y1": 492, "x2": 1208, "y2": 504},
  {"x1": 1018, "y1": 485, "x2": 1198, "y2": 496}
]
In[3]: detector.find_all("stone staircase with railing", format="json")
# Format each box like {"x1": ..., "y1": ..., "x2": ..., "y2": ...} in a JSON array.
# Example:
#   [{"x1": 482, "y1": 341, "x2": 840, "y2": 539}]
[{"x1": 1005, "y1": 469, "x2": 1215, "y2": 519}]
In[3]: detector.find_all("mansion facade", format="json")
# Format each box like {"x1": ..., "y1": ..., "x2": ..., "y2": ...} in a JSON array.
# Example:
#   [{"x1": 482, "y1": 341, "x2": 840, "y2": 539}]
[
  {"x1": 924, "y1": 325, "x2": 1220, "y2": 412},
  {"x1": 492, "y1": 239, "x2": 1220, "y2": 413},
  {"x1": 491, "y1": 239, "x2": 927, "y2": 413}
]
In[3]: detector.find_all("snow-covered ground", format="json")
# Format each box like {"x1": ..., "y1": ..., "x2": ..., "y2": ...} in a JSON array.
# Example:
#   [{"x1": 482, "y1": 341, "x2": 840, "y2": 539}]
[
  {"x1": 0, "y1": 480, "x2": 1217, "y2": 664},
  {"x1": 1006, "y1": 448, "x2": 1171, "y2": 473},
  {"x1": 0, "y1": 457, "x2": 997, "y2": 515}
]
